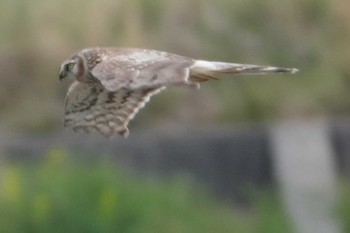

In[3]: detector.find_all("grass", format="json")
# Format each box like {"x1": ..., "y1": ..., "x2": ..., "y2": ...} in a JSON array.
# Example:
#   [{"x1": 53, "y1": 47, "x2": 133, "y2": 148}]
[{"x1": 0, "y1": 148, "x2": 294, "y2": 233}]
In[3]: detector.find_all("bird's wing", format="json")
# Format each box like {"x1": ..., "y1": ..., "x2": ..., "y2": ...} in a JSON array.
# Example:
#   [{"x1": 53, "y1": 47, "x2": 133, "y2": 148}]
[
  {"x1": 91, "y1": 48, "x2": 196, "y2": 92},
  {"x1": 90, "y1": 49, "x2": 298, "y2": 90},
  {"x1": 64, "y1": 81, "x2": 165, "y2": 137}
]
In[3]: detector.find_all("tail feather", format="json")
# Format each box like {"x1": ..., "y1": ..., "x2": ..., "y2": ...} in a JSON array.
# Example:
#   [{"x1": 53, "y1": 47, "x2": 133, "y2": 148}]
[{"x1": 190, "y1": 60, "x2": 298, "y2": 82}]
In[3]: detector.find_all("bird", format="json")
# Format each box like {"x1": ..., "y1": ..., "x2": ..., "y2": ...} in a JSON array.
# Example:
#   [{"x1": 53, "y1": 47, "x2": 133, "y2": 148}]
[{"x1": 59, "y1": 47, "x2": 298, "y2": 138}]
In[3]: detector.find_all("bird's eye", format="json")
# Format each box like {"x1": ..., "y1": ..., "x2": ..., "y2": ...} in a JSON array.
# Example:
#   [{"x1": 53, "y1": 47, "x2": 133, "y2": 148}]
[{"x1": 66, "y1": 63, "x2": 75, "y2": 71}]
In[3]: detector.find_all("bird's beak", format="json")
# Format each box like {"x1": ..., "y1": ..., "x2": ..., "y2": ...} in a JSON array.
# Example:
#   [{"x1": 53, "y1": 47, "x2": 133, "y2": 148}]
[{"x1": 59, "y1": 69, "x2": 66, "y2": 81}]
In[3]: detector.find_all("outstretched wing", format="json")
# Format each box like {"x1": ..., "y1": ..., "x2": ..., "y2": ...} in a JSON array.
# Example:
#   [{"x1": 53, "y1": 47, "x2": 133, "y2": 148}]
[
  {"x1": 89, "y1": 48, "x2": 196, "y2": 91},
  {"x1": 64, "y1": 81, "x2": 165, "y2": 137}
]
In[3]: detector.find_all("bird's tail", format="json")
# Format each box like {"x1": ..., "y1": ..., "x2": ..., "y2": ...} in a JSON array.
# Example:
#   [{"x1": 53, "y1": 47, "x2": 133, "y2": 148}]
[{"x1": 190, "y1": 60, "x2": 298, "y2": 82}]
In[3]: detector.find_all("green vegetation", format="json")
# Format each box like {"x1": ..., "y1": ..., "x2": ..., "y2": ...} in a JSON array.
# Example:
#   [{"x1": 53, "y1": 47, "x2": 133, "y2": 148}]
[
  {"x1": 0, "y1": 148, "x2": 294, "y2": 233},
  {"x1": 0, "y1": 0, "x2": 349, "y2": 131}
]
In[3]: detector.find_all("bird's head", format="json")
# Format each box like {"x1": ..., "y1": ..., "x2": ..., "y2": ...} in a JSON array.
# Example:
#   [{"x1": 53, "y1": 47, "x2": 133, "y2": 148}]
[{"x1": 59, "y1": 56, "x2": 84, "y2": 81}]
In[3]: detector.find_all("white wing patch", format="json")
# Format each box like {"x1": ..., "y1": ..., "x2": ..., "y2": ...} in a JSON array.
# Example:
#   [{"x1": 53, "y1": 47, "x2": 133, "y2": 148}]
[{"x1": 64, "y1": 81, "x2": 165, "y2": 137}]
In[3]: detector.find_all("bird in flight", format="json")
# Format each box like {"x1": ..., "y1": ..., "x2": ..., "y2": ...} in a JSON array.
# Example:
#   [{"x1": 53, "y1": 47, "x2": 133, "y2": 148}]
[{"x1": 59, "y1": 47, "x2": 298, "y2": 137}]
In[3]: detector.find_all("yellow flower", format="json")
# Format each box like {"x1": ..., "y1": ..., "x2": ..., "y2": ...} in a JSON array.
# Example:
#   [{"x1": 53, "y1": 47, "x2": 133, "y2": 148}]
[
  {"x1": 98, "y1": 188, "x2": 118, "y2": 219},
  {"x1": 1, "y1": 167, "x2": 21, "y2": 203}
]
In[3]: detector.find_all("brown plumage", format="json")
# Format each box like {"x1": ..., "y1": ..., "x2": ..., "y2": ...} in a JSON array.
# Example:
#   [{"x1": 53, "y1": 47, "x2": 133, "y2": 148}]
[{"x1": 59, "y1": 47, "x2": 298, "y2": 137}]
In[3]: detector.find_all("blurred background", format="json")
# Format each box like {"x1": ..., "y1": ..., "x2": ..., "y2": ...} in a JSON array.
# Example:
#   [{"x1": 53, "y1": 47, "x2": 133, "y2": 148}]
[{"x1": 0, "y1": 0, "x2": 350, "y2": 232}]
